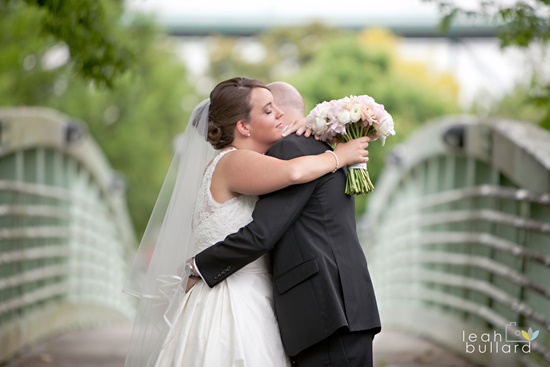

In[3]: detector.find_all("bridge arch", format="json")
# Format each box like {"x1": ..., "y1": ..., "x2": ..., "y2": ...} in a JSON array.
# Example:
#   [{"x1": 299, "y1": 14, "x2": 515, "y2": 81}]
[
  {"x1": 363, "y1": 115, "x2": 550, "y2": 366},
  {"x1": 0, "y1": 107, "x2": 136, "y2": 362}
]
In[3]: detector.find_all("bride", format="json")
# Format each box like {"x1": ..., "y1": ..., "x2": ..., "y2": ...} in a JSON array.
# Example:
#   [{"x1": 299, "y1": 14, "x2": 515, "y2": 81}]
[{"x1": 123, "y1": 77, "x2": 370, "y2": 367}]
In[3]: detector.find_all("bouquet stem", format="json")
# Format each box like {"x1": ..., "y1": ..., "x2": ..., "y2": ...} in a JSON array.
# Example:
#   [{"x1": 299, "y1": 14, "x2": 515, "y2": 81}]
[
  {"x1": 345, "y1": 166, "x2": 374, "y2": 195},
  {"x1": 338, "y1": 122, "x2": 375, "y2": 195}
]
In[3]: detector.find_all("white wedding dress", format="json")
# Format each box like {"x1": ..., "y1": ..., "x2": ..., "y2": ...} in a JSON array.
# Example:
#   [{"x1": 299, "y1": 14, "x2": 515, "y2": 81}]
[{"x1": 154, "y1": 149, "x2": 291, "y2": 367}]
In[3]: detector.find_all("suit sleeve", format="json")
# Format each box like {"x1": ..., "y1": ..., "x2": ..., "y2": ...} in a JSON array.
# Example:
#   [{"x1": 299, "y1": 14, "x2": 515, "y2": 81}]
[{"x1": 195, "y1": 137, "x2": 316, "y2": 287}]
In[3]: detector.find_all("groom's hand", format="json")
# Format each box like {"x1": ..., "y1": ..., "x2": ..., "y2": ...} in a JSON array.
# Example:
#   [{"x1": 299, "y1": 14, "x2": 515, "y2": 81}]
[
  {"x1": 185, "y1": 277, "x2": 199, "y2": 293},
  {"x1": 185, "y1": 258, "x2": 202, "y2": 292}
]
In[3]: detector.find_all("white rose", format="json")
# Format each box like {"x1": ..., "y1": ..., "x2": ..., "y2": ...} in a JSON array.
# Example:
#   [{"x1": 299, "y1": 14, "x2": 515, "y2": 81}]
[
  {"x1": 337, "y1": 109, "x2": 351, "y2": 124},
  {"x1": 312, "y1": 117, "x2": 328, "y2": 133},
  {"x1": 373, "y1": 112, "x2": 396, "y2": 146}
]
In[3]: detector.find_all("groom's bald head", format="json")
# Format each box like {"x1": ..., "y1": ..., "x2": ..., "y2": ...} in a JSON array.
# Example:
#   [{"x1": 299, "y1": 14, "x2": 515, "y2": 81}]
[{"x1": 268, "y1": 82, "x2": 305, "y2": 126}]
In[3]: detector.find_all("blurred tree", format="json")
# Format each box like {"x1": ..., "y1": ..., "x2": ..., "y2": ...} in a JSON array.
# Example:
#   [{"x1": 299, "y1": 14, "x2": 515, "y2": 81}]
[
  {"x1": 424, "y1": 0, "x2": 550, "y2": 128},
  {"x1": 1, "y1": 0, "x2": 133, "y2": 87},
  {"x1": 207, "y1": 22, "x2": 346, "y2": 82},
  {"x1": 0, "y1": 6, "x2": 198, "y2": 237},
  {"x1": 360, "y1": 28, "x2": 459, "y2": 107}
]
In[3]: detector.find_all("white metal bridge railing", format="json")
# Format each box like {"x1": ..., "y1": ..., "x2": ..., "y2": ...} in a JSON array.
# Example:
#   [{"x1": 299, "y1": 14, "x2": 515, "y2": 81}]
[
  {"x1": 0, "y1": 107, "x2": 136, "y2": 362},
  {"x1": 362, "y1": 115, "x2": 550, "y2": 367}
]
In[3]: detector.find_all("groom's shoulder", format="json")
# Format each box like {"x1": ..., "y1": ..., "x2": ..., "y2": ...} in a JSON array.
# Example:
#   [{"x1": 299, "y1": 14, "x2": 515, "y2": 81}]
[
  {"x1": 279, "y1": 134, "x2": 326, "y2": 150},
  {"x1": 269, "y1": 135, "x2": 323, "y2": 158}
]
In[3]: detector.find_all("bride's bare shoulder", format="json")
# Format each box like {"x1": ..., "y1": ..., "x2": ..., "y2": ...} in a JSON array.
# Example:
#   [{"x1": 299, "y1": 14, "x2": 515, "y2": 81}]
[{"x1": 216, "y1": 149, "x2": 273, "y2": 174}]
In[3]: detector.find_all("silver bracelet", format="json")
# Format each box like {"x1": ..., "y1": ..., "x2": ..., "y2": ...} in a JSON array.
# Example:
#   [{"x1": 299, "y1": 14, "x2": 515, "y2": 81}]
[{"x1": 325, "y1": 150, "x2": 339, "y2": 173}]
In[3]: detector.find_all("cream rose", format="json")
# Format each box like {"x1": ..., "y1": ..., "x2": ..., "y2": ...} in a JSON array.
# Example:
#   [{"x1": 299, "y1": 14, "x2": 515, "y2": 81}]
[{"x1": 350, "y1": 104, "x2": 362, "y2": 123}]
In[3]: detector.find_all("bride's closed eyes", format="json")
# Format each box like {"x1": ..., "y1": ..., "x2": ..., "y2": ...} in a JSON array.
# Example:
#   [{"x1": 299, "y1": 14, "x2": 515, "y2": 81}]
[{"x1": 263, "y1": 102, "x2": 274, "y2": 115}]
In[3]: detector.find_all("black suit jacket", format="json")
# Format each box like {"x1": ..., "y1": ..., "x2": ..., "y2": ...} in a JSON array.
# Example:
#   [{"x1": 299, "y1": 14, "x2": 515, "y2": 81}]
[{"x1": 195, "y1": 134, "x2": 381, "y2": 356}]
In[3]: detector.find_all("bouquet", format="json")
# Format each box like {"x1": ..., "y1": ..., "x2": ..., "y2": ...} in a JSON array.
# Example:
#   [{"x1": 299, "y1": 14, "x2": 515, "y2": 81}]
[{"x1": 307, "y1": 95, "x2": 395, "y2": 195}]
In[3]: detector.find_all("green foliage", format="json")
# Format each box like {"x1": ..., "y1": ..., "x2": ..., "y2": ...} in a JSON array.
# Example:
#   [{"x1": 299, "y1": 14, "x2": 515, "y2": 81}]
[
  {"x1": 1, "y1": 0, "x2": 133, "y2": 87},
  {"x1": 497, "y1": 1, "x2": 550, "y2": 48},
  {"x1": 424, "y1": 0, "x2": 550, "y2": 127},
  {"x1": 425, "y1": 0, "x2": 550, "y2": 47},
  {"x1": 51, "y1": 18, "x2": 197, "y2": 237},
  {"x1": 0, "y1": 4, "x2": 59, "y2": 105},
  {"x1": 0, "y1": 5, "x2": 198, "y2": 236}
]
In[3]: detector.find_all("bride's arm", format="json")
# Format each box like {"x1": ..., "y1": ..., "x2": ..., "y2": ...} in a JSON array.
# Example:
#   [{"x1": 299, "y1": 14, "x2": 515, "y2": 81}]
[{"x1": 218, "y1": 136, "x2": 369, "y2": 196}]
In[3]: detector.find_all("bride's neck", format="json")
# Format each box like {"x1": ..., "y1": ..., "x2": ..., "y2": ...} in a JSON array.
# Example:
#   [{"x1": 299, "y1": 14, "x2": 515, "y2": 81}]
[{"x1": 230, "y1": 137, "x2": 269, "y2": 155}]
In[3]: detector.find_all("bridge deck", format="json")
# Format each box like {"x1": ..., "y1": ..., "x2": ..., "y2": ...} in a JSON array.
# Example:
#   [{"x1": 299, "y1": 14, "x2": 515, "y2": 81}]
[{"x1": 3, "y1": 324, "x2": 476, "y2": 367}]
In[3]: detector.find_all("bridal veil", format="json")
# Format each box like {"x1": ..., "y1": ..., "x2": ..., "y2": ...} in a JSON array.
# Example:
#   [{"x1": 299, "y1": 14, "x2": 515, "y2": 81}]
[{"x1": 123, "y1": 99, "x2": 216, "y2": 367}]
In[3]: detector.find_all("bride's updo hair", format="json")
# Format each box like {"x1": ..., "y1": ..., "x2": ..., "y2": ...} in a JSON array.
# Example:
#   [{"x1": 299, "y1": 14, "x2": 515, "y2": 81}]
[{"x1": 208, "y1": 77, "x2": 269, "y2": 150}]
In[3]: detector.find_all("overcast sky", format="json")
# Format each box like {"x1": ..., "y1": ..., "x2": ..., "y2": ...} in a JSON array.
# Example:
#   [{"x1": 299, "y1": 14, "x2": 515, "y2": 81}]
[
  {"x1": 127, "y1": 0, "x2": 437, "y2": 17},
  {"x1": 125, "y1": 0, "x2": 515, "y2": 21},
  {"x1": 126, "y1": 0, "x2": 533, "y2": 21}
]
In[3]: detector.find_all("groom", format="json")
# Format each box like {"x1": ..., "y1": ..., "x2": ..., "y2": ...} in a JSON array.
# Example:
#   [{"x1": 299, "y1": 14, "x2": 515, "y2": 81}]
[{"x1": 193, "y1": 82, "x2": 381, "y2": 366}]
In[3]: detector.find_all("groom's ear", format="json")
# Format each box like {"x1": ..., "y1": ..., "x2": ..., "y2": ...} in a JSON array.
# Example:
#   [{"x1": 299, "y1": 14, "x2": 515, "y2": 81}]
[{"x1": 235, "y1": 120, "x2": 251, "y2": 137}]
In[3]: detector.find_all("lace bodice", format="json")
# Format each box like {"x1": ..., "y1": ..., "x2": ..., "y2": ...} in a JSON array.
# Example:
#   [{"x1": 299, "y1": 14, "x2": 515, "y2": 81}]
[{"x1": 193, "y1": 149, "x2": 259, "y2": 253}]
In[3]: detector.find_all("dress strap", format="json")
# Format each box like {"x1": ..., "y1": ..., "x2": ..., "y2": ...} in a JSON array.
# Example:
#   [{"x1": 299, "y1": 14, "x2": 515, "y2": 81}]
[
  {"x1": 204, "y1": 148, "x2": 236, "y2": 184},
  {"x1": 215, "y1": 147, "x2": 237, "y2": 161},
  {"x1": 209, "y1": 148, "x2": 236, "y2": 169}
]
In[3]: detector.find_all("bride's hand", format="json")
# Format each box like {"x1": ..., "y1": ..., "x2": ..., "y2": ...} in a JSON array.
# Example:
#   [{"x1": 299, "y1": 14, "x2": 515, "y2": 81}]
[
  {"x1": 333, "y1": 137, "x2": 370, "y2": 167},
  {"x1": 282, "y1": 117, "x2": 317, "y2": 139}
]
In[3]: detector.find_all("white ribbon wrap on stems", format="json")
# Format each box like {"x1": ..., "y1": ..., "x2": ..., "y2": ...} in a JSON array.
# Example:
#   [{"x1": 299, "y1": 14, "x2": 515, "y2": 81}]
[{"x1": 348, "y1": 162, "x2": 367, "y2": 170}]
